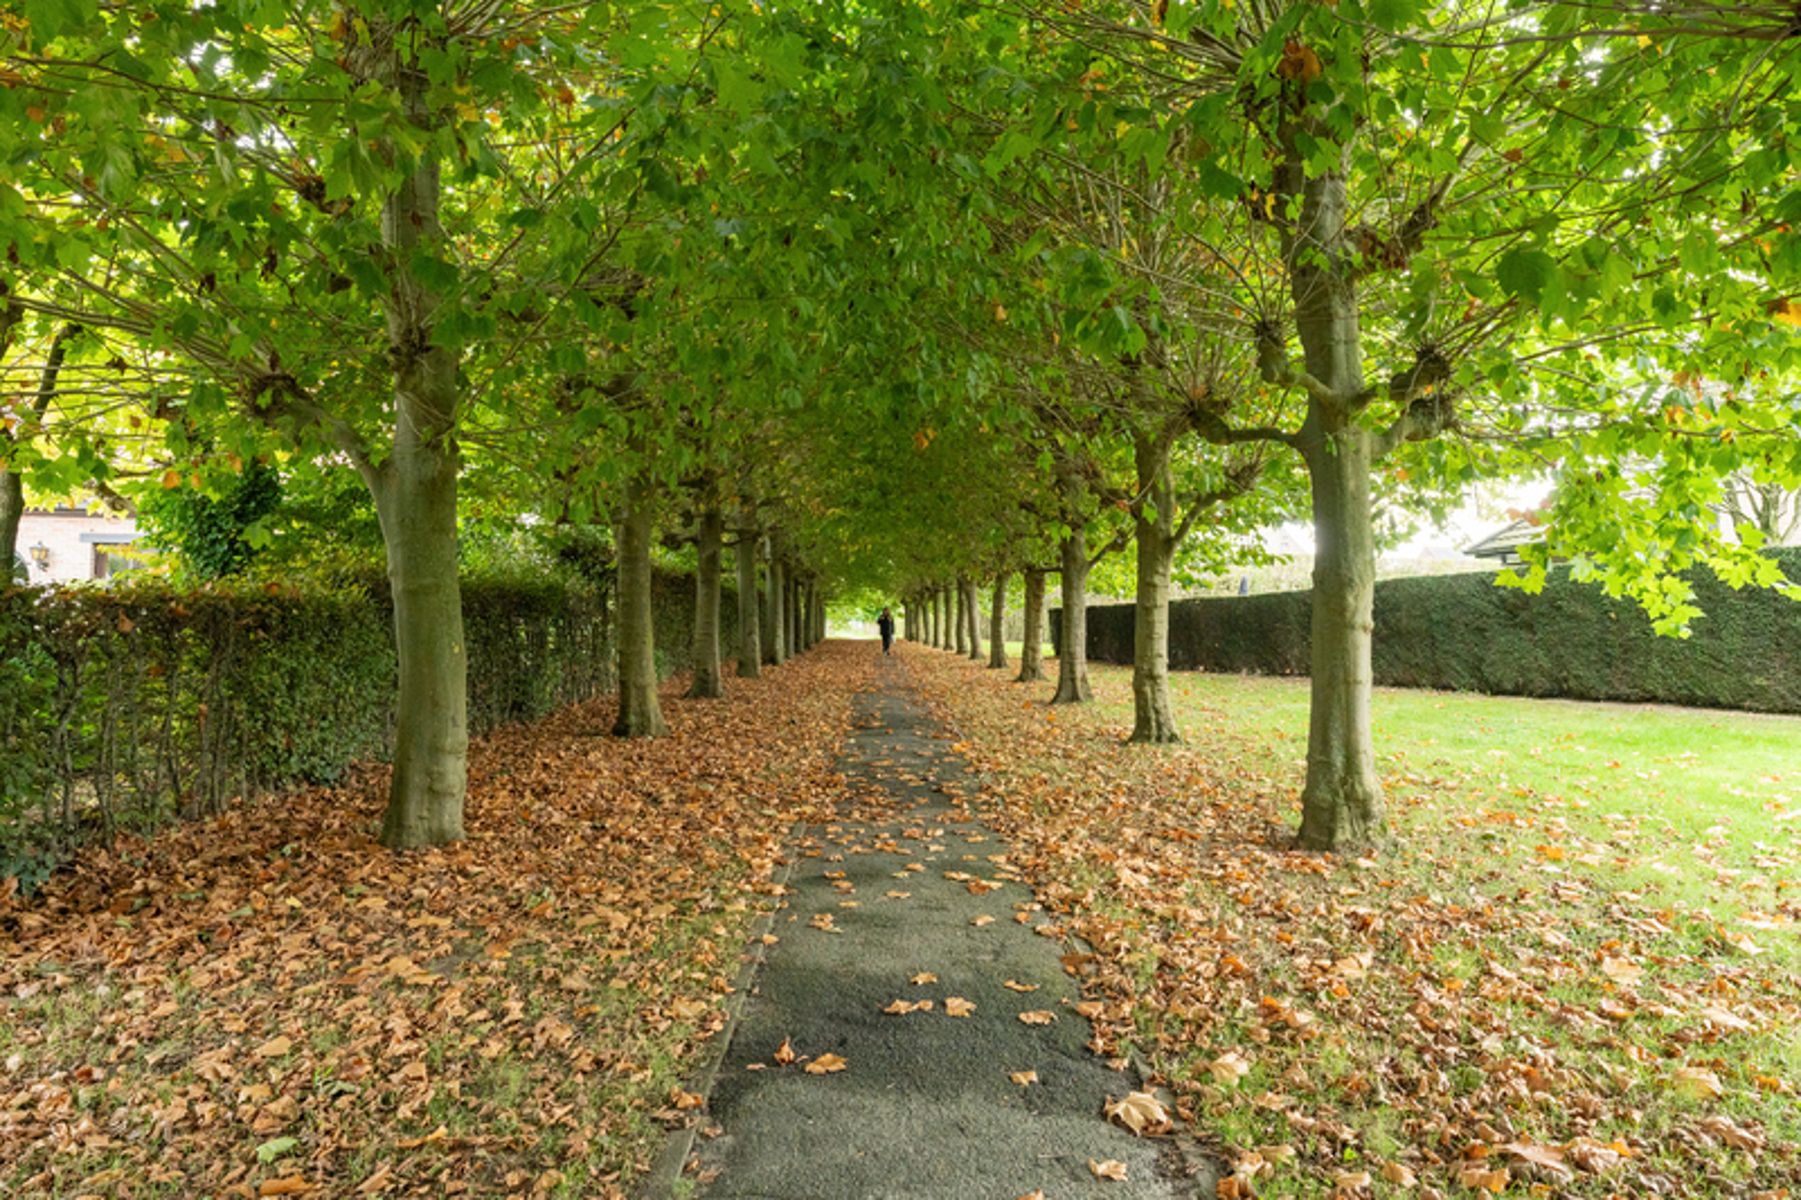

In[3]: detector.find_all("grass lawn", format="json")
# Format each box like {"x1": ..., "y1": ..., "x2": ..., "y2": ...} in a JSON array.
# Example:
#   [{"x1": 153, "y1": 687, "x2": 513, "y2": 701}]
[{"x1": 914, "y1": 649, "x2": 1801, "y2": 1198}]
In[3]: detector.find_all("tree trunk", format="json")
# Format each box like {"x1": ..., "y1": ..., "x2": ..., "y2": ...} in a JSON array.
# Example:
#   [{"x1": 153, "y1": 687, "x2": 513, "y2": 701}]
[
  {"x1": 369, "y1": 442, "x2": 467, "y2": 847},
  {"x1": 1050, "y1": 528, "x2": 1092, "y2": 704},
  {"x1": 371, "y1": 57, "x2": 467, "y2": 848},
  {"x1": 963, "y1": 576, "x2": 983, "y2": 661},
  {"x1": 953, "y1": 581, "x2": 967, "y2": 655},
  {"x1": 1284, "y1": 143, "x2": 1388, "y2": 851},
  {"x1": 735, "y1": 514, "x2": 762, "y2": 678},
  {"x1": 1016, "y1": 568, "x2": 1046, "y2": 682},
  {"x1": 612, "y1": 474, "x2": 668, "y2": 737},
  {"x1": 0, "y1": 466, "x2": 20, "y2": 580},
  {"x1": 935, "y1": 587, "x2": 947, "y2": 648},
  {"x1": 1130, "y1": 436, "x2": 1181, "y2": 743},
  {"x1": 987, "y1": 575, "x2": 1008, "y2": 669},
  {"x1": 688, "y1": 502, "x2": 724, "y2": 699},
  {"x1": 767, "y1": 548, "x2": 787, "y2": 664},
  {"x1": 1295, "y1": 429, "x2": 1385, "y2": 848}
]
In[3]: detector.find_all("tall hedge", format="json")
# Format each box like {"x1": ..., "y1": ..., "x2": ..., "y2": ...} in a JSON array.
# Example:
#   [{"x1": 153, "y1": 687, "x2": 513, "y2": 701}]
[
  {"x1": 0, "y1": 569, "x2": 739, "y2": 888},
  {"x1": 1055, "y1": 549, "x2": 1801, "y2": 713}
]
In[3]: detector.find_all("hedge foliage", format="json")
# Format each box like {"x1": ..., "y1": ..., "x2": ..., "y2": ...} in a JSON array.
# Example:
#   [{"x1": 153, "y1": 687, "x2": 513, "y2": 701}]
[
  {"x1": 0, "y1": 568, "x2": 737, "y2": 889},
  {"x1": 1061, "y1": 548, "x2": 1801, "y2": 713}
]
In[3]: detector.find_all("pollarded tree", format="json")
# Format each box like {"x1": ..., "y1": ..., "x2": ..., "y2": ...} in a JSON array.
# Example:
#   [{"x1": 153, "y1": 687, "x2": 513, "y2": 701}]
[
  {"x1": 1, "y1": 1, "x2": 743, "y2": 844},
  {"x1": 1006, "y1": 0, "x2": 1801, "y2": 848}
]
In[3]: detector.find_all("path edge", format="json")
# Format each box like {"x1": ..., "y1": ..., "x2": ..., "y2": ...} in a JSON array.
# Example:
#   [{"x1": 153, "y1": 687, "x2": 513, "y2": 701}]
[{"x1": 635, "y1": 820, "x2": 807, "y2": 1200}]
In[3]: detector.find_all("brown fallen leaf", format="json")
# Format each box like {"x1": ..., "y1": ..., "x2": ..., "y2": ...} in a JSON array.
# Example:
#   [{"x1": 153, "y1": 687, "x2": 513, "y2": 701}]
[
  {"x1": 944, "y1": 996, "x2": 976, "y2": 1018},
  {"x1": 1104, "y1": 1091, "x2": 1171, "y2": 1137},
  {"x1": 1696, "y1": 1114, "x2": 1764, "y2": 1151},
  {"x1": 1673, "y1": 1065, "x2": 1725, "y2": 1099},
  {"x1": 1501, "y1": 1141, "x2": 1573, "y2": 1181},
  {"x1": 803, "y1": 1053, "x2": 847, "y2": 1075},
  {"x1": 1073, "y1": 1000, "x2": 1104, "y2": 1019},
  {"x1": 773, "y1": 1037, "x2": 796, "y2": 1066},
  {"x1": 1014, "y1": 1192, "x2": 1047, "y2": 1200},
  {"x1": 1457, "y1": 1166, "x2": 1509, "y2": 1193},
  {"x1": 1089, "y1": 1158, "x2": 1128, "y2": 1181},
  {"x1": 1380, "y1": 1161, "x2": 1417, "y2": 1187},
  {"x1": 1208, "y1": 1050, "x2": 1251, "y2": 1087},
  {"x1": 1331, "y1": 1169, "x2": 1371, "y2": 1189},
  {"x1": 970, "y1": 914, "x2": 996, "y2": 927},
  {"x1": 255, "y1": 1035, "x2": 292, "y2": 1060},
  {"x1": 1010, "y1": 1069, "x2": 1039, "y2": 1086},
  {"x1": 883, "y1": 999, "x2": 928, "y2": 1015},
  {"x1": 1018, "y1": 1010, "x2": 1056, "y2": 1026},
  {"x1": 1002, "y1": 979, "x2": 1039, "y2": 993},
  {"x1": 1600, "y1": 955, "x2": 1644, "y2": 984},
  {"x1": 909, "y1": 971, "x2": 938, "y2": 985},
  {"x1": 258, "y1": 1178, "x2": 312, "y2": 1197}
]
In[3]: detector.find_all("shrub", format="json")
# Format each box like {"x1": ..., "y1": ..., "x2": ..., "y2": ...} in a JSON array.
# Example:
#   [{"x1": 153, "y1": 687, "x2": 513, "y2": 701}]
[{"x1": 1058, "y1": 549, "x2": 1801, "y2": 713}]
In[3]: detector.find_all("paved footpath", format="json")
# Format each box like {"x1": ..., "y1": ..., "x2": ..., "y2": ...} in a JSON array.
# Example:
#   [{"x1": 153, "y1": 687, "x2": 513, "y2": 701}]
[{"x1": 685, "y1": 654, "x2": 1196, "y2": 1200}]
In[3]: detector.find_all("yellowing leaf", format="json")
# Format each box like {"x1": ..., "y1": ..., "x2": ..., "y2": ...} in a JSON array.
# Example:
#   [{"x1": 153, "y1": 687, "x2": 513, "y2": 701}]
[
  {"x1": 944, "y1": 996, "x2": 976, "y2": 1017},
  {"x1": 1018, "y1": 1010, "x2": 1056, "y2": 1026},
  {"x1": 804, "y1": 1053, "x2": 847, "y2": 1075},
  {"x1": 909, "y1": 972, "x2": 938, "y2": 986},
  {"x1": 773, "y1": 1037, "x2": 796, "y2": 1066},
  {"x1": 1002, "y1": 979, "x2": 1039, "y2": 993},
  {"x1": 1010, "y1": 1069, "x2": 1039, "y2": 1086}
]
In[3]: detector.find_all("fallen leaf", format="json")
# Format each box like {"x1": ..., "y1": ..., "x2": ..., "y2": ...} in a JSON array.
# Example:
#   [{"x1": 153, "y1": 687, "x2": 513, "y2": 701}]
[
  {"x1": 1089, "y1": 1158, "x2": 1128, "y2": 1182},
  {"x1": 909, "y1": 972, "x2": 938, "y2": 986},
  {"x1": 970, "y1": 914, "x2": 996, "y2": 927},
  {"x1": 944, "y1": 996, "x2": 976, "y2": 1017},
  {"x1": 773, "y1": 1037, "x2": 796, "y2": 1066},
  {"x1": 804, "y1": 1053, "x2": 847, "y2": 1075},
  {"x1": 255, "y1": 1036, "x2": 292, "y2": 1060},
  {"x1": 258, "y1": 1178, "x2": 311, "y2": 1197},
  {"x1": 1380, "y1": 1161, "x2": 1417, "y2": 1187},
  {"x1": 1673, "y1": 1065, "x2": 1725, "y2": 1099},
  {"x1": 1209, "y1": 1050, "x2": 1251, "y2": 1087},
  {"x1": 1010, "y1": 1069, "x2": 1039, "y2": 1086},
  {"x1": 1018, "y1": 1010, "x2": 1056, "y2": 1026},
  {"x1": 1002, "y1": 979, "x2": 1039, "y2": 993},
  {"x1": 1104, "y1": 1091, "x2": 1171, "y2": 1137}
]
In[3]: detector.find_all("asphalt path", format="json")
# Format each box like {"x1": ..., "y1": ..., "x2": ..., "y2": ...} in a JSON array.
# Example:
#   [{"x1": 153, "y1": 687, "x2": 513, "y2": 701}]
[{"x1": 689, "y1": 652, "x2": 1193, "y2": 1200}]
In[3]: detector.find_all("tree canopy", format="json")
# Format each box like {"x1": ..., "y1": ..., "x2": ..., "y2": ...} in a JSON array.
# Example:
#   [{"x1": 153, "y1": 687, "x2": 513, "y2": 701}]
[{"x1": 2, "y1": 0, "x2": 1796, "y2": 849}]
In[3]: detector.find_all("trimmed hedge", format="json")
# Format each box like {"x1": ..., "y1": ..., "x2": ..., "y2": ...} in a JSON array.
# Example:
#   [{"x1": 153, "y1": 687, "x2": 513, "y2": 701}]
[
  {"x1": 0, "y1": 569, "x2": 739, "y2": 889},
  {"x1": 1056, "y1": 549, "x2": 1801, "y2": 713}
]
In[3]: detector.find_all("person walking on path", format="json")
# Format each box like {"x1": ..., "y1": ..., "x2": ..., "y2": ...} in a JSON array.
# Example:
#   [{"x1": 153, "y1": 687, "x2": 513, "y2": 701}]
[{"x1": 877, "y1": 606, "x2": 895, "y2": 655}]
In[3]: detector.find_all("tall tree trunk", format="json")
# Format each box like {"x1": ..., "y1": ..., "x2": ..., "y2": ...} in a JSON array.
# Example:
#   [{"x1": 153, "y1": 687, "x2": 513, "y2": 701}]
[
  {"x1": 934, "y1": 587, "x2": 946, "y2": 648},
  {"x1": 369, "y1": 440, "x2": 467, "y2": 846},
  {"x1": 1295, "y1": 429, "x2": 1384, "y2": 848},
  {"x1": 0, "y1": 294, "x2": 20, "y2": 574},
  {"x1": 370, "y1": 54, "x2": 467, "y2": 848},
  {"x1": 953, "y1": 582, "x2": 967, "y2": 655},
  {"x1": 688, "y1": 501, "x2": 724, "y2": 699},
  {"x1": 1130, "y1": 435, "x2": 1181, "y2": 743},
  {"x1": 962, "y1": 576, "x2": 983, "y2": 662},
  {"x1": 1283, "y1": 142, "x2": 1388, "y2": 851},
  {"x1": 1050, "y1": 528, "x2": 1092, "y2": 704},
  {"x1": 1016, "y1": 567, "x2": 1046, "y2": 683},
  {"x1": 612, "y1": 474, "x2": 667, "y2": 737},
  {"x1": 735, "y1": 514, "x2": 762, "y2": 678},
  {"x1": 767, "y1": 546, "x2": 787, "y2": 664},
  {"x1": 987, "y1": 575, "x2": 1008, "y2": 669},
  {"x1": 0, "y1": 309, "x2": 73, "y2": 575}
]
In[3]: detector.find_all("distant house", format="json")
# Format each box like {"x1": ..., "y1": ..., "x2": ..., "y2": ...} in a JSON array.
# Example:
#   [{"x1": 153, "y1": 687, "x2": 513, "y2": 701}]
[
  {"x1": 14, "y1": 506, "x2": 145, "y2": 585},
  {"x1": 1462, "y1": 517, "x2": 1544, "y2": 566}
]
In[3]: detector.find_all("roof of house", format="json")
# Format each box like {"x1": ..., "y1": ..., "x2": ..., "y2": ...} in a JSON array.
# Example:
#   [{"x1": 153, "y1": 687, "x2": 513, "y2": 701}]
[{"x1": 1463, "y1": 517, "x2": 1544, "y2": 560}]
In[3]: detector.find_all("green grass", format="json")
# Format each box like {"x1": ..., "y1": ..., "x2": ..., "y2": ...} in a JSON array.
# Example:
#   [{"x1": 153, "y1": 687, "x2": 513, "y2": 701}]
[{"x1": 946, "y1": 657, "x2": 1801, "y2": 1194}]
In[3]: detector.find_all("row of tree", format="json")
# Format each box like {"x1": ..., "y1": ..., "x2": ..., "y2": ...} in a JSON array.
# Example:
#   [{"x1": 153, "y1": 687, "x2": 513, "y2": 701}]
[{"x1": 2, "y1": 0, "x2": 1797, "y2": 852}]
